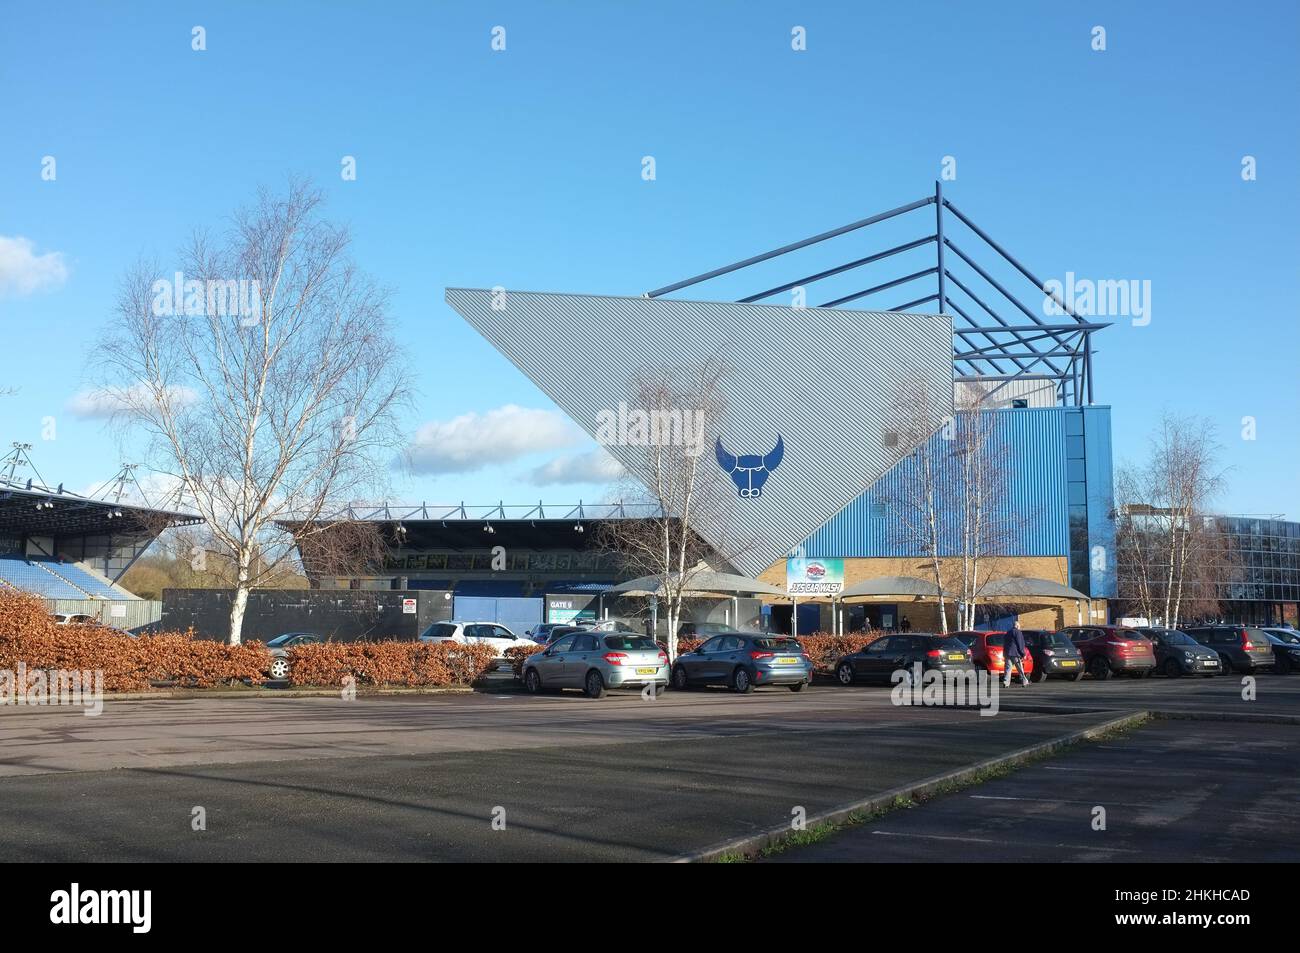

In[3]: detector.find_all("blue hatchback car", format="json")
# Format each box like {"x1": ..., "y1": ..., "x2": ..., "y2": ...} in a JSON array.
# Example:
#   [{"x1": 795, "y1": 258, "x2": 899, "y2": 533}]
[{"x1": 671, "y1": 633, "x2": 812, "y2": 693}]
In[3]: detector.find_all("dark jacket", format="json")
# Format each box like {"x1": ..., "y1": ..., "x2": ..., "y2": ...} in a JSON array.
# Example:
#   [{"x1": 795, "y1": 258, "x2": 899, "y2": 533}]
[{"x1": 1005, "y1": 625, "x2": 1027, "y2": 658}]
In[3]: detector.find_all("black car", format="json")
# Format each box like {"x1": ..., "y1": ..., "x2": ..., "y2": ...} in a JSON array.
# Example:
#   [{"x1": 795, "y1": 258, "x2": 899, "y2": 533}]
[
  {"x1": 1137, "y1": 627, "x2": 1222, "y2": 678},
  {"x1": 1263, "y1": 628, "x2": 1300, "y2": 675},
  {"x1": 834, "y1": 634, "x2": 974, "y2": 686},
  {"x1": 1183, "y1": 625, "x2": 1276, "y2": 674},
  {"x1": 1022, "y1": 629, "x2": 1085, "y2": 682}
]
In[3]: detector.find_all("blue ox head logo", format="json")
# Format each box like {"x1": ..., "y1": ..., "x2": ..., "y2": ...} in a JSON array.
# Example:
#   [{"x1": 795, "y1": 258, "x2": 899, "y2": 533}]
[{"x1": 715, "y1": 435, "x2": 784, "y2": 499}]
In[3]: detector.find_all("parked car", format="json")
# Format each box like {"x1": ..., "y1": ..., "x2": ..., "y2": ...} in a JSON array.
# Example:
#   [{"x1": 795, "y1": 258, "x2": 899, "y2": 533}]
[
  {"x1": 1060, "y1": 625, "x2": 1156, "y2": 679},
  {"x1": 52, "y1": 613, "x2": 96, "y2": 625},
  {"x1": 264, "y1": 632, "x2": 323, "y2": 680},
  {"x1": 672, "y1": 633, "x2": 812, "y2": 693},
  {"x1": 1183, "y1": 625, "x2": 1276, "y2": 674},
  {"x1": 533, "y1": 625, "x2": 585, "y2": 646},
  {"x1": 522, "y1": 632, "x2": 668, "y2": 698},
  {"x1": 835, "y1": 634, "x2": 974, "y2": 687},
  {"x1": 584, "y1": 619, "x2": 637, "y2": 633},
  {"x1": 526, "y1": 622, "x2": 569, "y2": 643},
  {"x1": 1136, "y1": 627, "x2": 1221, "y2": 678},
  {"x1": 954, "y1": 630, "x2": 1037, "y2": 681},
  {"x1": 418, "y1": 621, "x2": 528, "y2": 659},
  {"x1": 1022, "y1": 629, "x2": 1085, "y2": 681},
  {"x1": 1262, "y1": 628, "x2": 1300, "y2": 675},
  {"x1": 677, "y1": 621, "x2": 740, "y2": 639}
]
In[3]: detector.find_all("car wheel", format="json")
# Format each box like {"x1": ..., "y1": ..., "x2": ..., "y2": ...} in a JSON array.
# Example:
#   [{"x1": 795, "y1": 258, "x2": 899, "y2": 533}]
[
  {"x1": 1274, "y1": 656, "x2": 1292, "y2": 675},
  {"x1": 524, "y1": 668, "x2": 542, "y2": 694},
  {"x1": 1217, "y1": 654, "x2": 1234, "y2": 674},
  {"x1": 1088, "y1": 657, "x2": 1112, "y2": 680},
  {"x1": 268, "y1": 657, "x2": 290, "y2": 680},
  {"x1": 1031, "y1": 666, "x2": 1048, "y2": 683},
  {"x1": 788, "y1": 682, "x2": 806, "y2": 693},
  {"x1": 584, "y1": 670, "x2": 605, "y2": 699},
  {"x1": 1163, "y1": 658, "x2": 1182, "y2": 679},
  {"x1": 836, "y1": 662, "x2": 855, "y2": 686},
  {"x1": 671, "y1": 665, "x2": 691, "y2": 691},
  {"x1": 731, "y1": 667, "x2": 754, "y2": 694},
  {"x1": 1067, "y1": 670, "x2": 1084, "y2": 682}
]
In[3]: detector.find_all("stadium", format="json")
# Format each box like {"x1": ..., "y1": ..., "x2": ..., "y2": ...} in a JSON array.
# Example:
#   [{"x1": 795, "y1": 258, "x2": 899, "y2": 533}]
[
  {"x1": 7, "y1": 188, "x2": 1296, "y2": 639},
  {"x1": 288, "y1": 186, "x2": 1125, "y2": 637},
  {"x1": 0, "y1": 445, "x2": 199, "y2": 630}
]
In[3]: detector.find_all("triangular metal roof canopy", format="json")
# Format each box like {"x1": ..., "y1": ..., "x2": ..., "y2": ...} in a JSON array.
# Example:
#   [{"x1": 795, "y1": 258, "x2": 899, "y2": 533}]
[{"x1": 445, "y1": 288, "x2": 955, "y2": 576}]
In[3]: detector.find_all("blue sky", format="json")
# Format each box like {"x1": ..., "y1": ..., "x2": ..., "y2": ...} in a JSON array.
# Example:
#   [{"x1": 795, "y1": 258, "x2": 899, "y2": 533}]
[{"x1": 2, "y1": 0, "x2": 1296, "y2": 518}]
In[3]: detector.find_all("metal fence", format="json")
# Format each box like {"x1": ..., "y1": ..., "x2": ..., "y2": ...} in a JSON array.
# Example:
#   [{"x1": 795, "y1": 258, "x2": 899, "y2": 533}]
[{"x1": 44, "y1": 598, "x2": 162, "y2": 631}]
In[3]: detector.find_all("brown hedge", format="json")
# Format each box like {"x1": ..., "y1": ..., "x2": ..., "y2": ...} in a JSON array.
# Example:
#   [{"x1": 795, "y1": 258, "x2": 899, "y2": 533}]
[
  {"x1": 0, "y1": 590, "x2": 269, "y2": 690},
  {"x1": 285, "y1": 640, "x2": 499, "y2": 687}
]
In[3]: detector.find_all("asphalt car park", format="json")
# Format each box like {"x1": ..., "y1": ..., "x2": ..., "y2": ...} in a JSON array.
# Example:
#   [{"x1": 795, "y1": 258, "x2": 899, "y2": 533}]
[
  {"x1": 1, "y1": 675, "x2": 1296, "y2": 862},
  {"x1": 767, "y1": 719, "x2": 1300, "y2": 863}
]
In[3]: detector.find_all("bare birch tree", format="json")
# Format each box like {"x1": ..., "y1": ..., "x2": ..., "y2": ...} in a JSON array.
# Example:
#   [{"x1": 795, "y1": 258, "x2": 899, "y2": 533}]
[
  {"x1": 880, "y1": 379, "x2": 953, "y2": 632},
  {"x1": 595, "y1": 360, "x2": 746, "y2": 660},
  {"x1": 95, "y1": 181, "x2": 410, "y2": 644},
  {"x1": 951, "y1": 386, "x2": 1019, "y2": 630},
  {"x1": 1113, "y1": 413, "x2": 1226, "y2": 625}
]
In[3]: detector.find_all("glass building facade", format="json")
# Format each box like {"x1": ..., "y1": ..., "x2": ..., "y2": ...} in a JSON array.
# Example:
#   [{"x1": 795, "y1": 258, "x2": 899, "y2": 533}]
[{"x1": 1213, "y1": 516, "x2": 1300, "y2": 625}]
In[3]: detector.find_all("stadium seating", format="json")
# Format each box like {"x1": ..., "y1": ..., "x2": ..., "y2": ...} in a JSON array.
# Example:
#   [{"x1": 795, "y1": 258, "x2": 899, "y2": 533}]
[{"x1": 0, "y1": 557, "x2": 133, "y2": 600}]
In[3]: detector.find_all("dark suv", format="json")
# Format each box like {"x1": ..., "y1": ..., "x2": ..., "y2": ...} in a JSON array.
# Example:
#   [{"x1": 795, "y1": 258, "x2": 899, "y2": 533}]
[
  {"x1": 834, "y1": 634, "x2": 974, "y2": 686},
  {"x1": 1136, "y1": 627, "x2": 1222, "y2": 678},
  {"x1": 1022, "y1": 629, "x2": 1085, "y2": 681},
  {"x1": 1183, "y1": 626, "x2": 1276, "y2": 674},
  {"x1": 1060, "y1": 625, "x2": 1156, "y2": 679}
]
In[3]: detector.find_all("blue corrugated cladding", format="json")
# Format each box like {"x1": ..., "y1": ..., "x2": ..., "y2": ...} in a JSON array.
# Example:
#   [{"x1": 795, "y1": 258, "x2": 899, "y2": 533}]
[
  {"x1": 803, "y1": 407, "x2": 1087, "y2": 558},
  {"x1": 1083, "y1": 406, "x2": 1117, "y2": 598}
]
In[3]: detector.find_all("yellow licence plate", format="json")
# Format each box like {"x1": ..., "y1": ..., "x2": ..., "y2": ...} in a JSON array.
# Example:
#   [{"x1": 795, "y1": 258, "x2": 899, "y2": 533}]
[
  {"x1": 775, "y1": 656, "x2": 800, "y2": 664},
  {"x1": 1060, "y1": 660, "x2": 1078, "y2": 667},
  {"x1": 947, "y1": 654, "x2": 965, "y2": 661},
  {"x1": 636, "y1": 667, "x2": 657, "y2": 675}
]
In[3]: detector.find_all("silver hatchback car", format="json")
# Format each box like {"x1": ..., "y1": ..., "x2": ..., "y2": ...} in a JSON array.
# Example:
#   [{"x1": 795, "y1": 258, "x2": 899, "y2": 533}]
[{"x1": 523, "y1": 631, "x2": 669, "y2": 698}]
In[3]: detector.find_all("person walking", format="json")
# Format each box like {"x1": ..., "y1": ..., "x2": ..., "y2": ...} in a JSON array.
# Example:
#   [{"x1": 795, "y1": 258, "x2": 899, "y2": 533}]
[
  {"x1": 1003, "y1": 618, "x2": 1030, "y2": 687},
  {"x1": 900, "y1": 616, "x2": 912, "y2": 633}
]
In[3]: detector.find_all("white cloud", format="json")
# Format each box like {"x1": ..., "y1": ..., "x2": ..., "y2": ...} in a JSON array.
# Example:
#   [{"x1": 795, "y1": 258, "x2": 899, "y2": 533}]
[
  {"x1": 406, "y1": 404, "x2": 583, "y2": 475},
  {"x1": 0, "y1": 236, "x2": 69, "y2": 297},
  {"x1": 66, "y1": 383, "x2": 198, "y2": 420},
  {"x1": 528, "y1": 448, "x2": 626, "y2": 486}
]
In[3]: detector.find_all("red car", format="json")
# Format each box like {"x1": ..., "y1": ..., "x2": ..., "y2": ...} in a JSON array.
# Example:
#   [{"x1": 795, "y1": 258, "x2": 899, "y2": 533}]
[
  {"x1": 953, "y1": 630, "x2": 1035, "y2": 679},
  {"x1": 1059, "y1": 625, "x2": 1156, "y2": 679}
]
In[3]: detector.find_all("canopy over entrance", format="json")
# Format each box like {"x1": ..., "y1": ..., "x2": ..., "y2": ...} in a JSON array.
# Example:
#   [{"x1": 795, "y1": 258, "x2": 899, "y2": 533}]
[{"x1": 607, "y1": 570, "x2": 786, "y2": 599}]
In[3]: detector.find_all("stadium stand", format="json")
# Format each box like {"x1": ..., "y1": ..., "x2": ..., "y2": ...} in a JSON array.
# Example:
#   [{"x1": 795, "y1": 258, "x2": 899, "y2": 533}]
[{"x1": 0, "y1": 557, "x2": 92, "y2": 600}]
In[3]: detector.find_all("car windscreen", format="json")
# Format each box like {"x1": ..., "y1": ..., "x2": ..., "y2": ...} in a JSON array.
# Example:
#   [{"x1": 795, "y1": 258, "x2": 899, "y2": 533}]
[
  {"x1": 1270, "y1": 630, "x2": 1300, "y2": 645},
  {"x1": 420, "y1": 623, "x2": 458, "y2": 639},
  {"x1": 1160, "y1": 631, "x2": 1197, "y2": 646},
  {"x1": 752, "y1": 638, "x2": 802, "y2": 652},
  {"x1": 984, "y1": 634, "x2": 1005, "y2": 647},
  {"x1": 266, "y1": 634, "x2": 293, "y2": 647},
  {"x1": 603, "y1": 636, "x2": 659, "y2": 651}
]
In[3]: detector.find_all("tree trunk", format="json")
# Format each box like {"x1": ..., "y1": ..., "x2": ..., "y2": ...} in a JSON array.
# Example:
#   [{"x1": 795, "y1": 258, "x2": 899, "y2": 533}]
[{"x1": 228, "y1": 583, "x2": 249, "y2": 646}]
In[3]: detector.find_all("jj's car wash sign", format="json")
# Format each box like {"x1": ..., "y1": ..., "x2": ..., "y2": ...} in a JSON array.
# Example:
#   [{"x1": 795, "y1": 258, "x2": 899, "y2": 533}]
[{"x1": 786, "y1": 558, "x2": 844, "y2": 596}]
